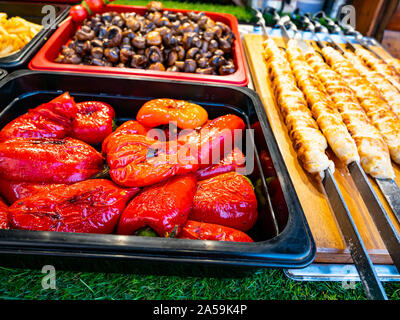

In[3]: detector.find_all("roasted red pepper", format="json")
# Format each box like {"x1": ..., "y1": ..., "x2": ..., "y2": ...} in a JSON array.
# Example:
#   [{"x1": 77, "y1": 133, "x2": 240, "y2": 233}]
[
  {"x1": 8, "y1": 179, "x2": 139, "y2": 233},
  {"x1": 102, "y1": 120, "x2": 150, "y2": 155},
  {"x1": 178, "y1": 114, "x2": 246, "y2": 167},
  {"x1": 259, "y1": 149, "x2": 276, "y2": 178},
  {"x1": 0, "y1": 92, "x2": 77, "y2": 143},
  {"x1": 0, "y1": 137, "x2": 104, "y2": 184},
  {"x1": 189, "y1": 172, "x2": 258, "y2": 231},
  {"x1": 136, "y1": 98, "x2": 208, "y2": 130},
  {"x1": 179, "y1": 220, "x2": 253, "y2": 242},
  {"x1": 117, "y1": 174, "x2": 197, "y2": 236},
  {"x1": 0, "y1": 196, "x2": 9, "y2": 230},
  {"x1": 71, "y1": 101, "x2": 115, "y2": 145},
  {"x1": 107, "y1": 134, "x2": 198, "y2": 187},
  {"x1": 195, "y1": 147, "x2": 245, "y2": 181},
  {"x1": 0, "y1": 180, "x2": 64, "y2": 204}
]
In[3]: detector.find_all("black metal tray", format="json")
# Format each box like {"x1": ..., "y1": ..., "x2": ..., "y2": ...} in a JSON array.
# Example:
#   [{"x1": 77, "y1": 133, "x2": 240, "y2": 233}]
[
  {"x1": 0, "y1": 70, "x2": 315, "y2": 275},
  {"x1": 0, "y1": 1, "x2": 70, "y2": 70}
]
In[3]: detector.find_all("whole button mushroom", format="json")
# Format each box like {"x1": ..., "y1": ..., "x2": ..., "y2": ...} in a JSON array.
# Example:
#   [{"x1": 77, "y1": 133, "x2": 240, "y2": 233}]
[
  {"x1": 132, "y1": 35, "x2": 146, "y2": 49},
  {"x1": 104, "y1": 25, "x2": 122, "y2": 47},
  {"x1": 76, "y1": 25, "x2": 95, "y2": 41},
  {"x1": 131, "y1": 54, "x2": 147, "y2": 69},
  {"x1": 147, "y1": 1, "x2": 164, "y2": 12},
  {"x1": 104, "y1": 47, "x2": 120, "y2": 64},
  {"x1": 91, "y1": 47, "x2": 103, "y2": 59},
  {"x1": 146, "y1": 30, "x2": 162, "y2": 46},
  {"x1": 183, "y1": 59, "x2": 196, "y2": 73}
]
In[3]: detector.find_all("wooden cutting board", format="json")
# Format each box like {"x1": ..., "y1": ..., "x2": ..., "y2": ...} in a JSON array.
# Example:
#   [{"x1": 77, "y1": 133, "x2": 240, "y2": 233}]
[{"x1": 243, "y1": 33, "x2": 400, "y2": 264}]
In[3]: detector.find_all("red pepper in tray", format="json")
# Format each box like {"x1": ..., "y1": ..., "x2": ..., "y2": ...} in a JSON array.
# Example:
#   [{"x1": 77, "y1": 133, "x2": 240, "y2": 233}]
[
  {"x1": 0, "y1": 137, "x2": 104, "y2": 184},
  {"x1": 0, "y1": 92, "x2": 77, "y2": 143},
  {"x1": 136, "y1": 99, "x2": 209, "y2": 130},
  {"x1": 0, "y1": 196, "x2": 9, "y2": 230},
  {"x1": 71, "y1": 101, "x2": 115, "y2": 145},
  {"x1": 102, "y1": 120, "x2": 150, "y2": 155},
  {"x1": 0, "y1": 180, "x2": 64, "y2": 204},
  {"x1": 195, "y1": 147, "x2": 245, "y2": 181},
  {"x1": 8, "y1": 179, "x2": 138, "y2": 233},
  {"x1": 117, "y1": 174, "x2": 197, "y2": 237},
  {"x1": 189, "y1": 172, "x2": 258, "y2": 232},
  {"x1": 178, "y1": 114, "x2": 246, "y2": 167},
  {"x1": 107, "y1": 134, "x2": 198, "y2": 187},
  {"x1": 179, "y1": 220, "x2": 253, "y2": 242}
]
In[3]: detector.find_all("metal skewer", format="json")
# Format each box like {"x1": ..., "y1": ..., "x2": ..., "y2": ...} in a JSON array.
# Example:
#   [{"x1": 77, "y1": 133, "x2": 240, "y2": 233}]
[
  {"x1": 304, "y1": 16, "x2": 400, "y2": 230},
  {"x1": 255, "y1": 11, "x2": 388, "y2": 299}
]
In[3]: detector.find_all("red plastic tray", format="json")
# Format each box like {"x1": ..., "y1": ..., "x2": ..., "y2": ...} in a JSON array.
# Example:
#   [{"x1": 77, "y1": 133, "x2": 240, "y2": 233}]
[{"x1": 29, "y1": 4, "x2": 249, "y2": 86}]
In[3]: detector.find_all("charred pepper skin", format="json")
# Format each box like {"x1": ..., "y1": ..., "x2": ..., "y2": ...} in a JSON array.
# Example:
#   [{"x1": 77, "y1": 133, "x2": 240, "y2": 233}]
[
  {"x1": 0, "y1": 196, "x2": 9, "y2": 229},
  {"x1": 179, "y1": 220, "x2": 253, "y2": 242},
  {"x1": 102, "y1": 120, "x2": 150, "y2": 155},
  {"x1": 195, "y1": 147, "x2": 245, "y2": 181},
  {"x1": 178, "y1": 114, "x2": 246, "y2": 167},
  {"x1": 0, "y1": 180, "x2": 64, "y2": 204},
  {"x1": 8, "y1": 179, "x2": 139, "y2": 233},
  {"x1": 137, "y1": 98, "x2": 208, "y2": 130},
  {"x1": 0, "y1": 92, "x2": 77, "y2": 142},
  {"x1": 117, "y1": 174, "x2": 197, "y2": 237},
  {"x1": 0, "y1": 137, "x2": 104, "y2": 184},
  {"x1": 107, "y1": 134, "x2": 198, "y2": 187},
  {"x1": 71, "y1": 101, "x2": 115, "y2": 145},
  {"x1": 189, "y1": 172, "x2": 258, "y2": 232}
]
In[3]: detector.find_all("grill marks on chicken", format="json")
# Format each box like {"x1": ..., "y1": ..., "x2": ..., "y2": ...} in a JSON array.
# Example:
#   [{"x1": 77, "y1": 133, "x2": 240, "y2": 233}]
[
  {"x1": 343, "y1": 50, "x2": 400, "y2": 117},
  {"x1": 321, "y1": 46, "x2": 400, "y2": 166},
  {"x1": 285, "y1": 40, "x2": 359, "y2": 166},
  {"x1": 355, "y1": 47, "x2": 400, "y2": 92},
  {"x1": 263, "y1": 38, "x2": 334, "y2": 178},
  {"x1": 305, "y1": 48, "x2": 394, "y2": 179}
]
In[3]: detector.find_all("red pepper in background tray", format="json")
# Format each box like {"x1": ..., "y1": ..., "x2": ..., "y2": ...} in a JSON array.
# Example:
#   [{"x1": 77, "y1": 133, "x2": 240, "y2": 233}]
[
  {"x1": 117, "y1": 174, "x2": 197, "y2": 237},
  {"x1": 8, "y1": 179, "x2": 138, "y2": 233},
  {"x1": 189, "y1": 171, "x2": 257, "y2": 232},
  {"x1": 71, "y1": 101, "x2": 115, "y2": 145},
  {"x1": 0, "y1": 137, "x2": 104, "y2": 184},
  {"x1": 136, "y1": 98, "x2": 208, "y2": 130},
  {"x1": 0, "y1": 92, "x2": 77, "y2": 143},
  {"x1": 0, "y1": 196, "x2": 9, "y2": 230},
  {"x1": 195, "y1": 147, "x2": 245, "y2": 180},
  {"x1": 107, "y1": 134, "x2": 198, "y2": 187},
  {"x1": 179, "y1": 220, "x2": 253, "y2": 242},
  {"x1": 0, "y1": 180, "x2": 64, "y2": 204},
  {"x1": 102, "y1": 120, "x2": 150, "y2": 155}
]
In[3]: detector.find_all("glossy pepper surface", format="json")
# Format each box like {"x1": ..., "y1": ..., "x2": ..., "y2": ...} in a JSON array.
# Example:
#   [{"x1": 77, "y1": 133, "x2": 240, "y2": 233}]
[
  {"x1": 0, "y1": 180, "x2": 64, "y2": 204},
  {"x1": 107, "y1": 134, "x2": 198, "y2": 187},
  {"x1": 117, "y1": 174, "x2": 197, "y2": 236},
  {"x1": 102, "y1": 120, "x2": 150, "y2": 155},
  {"x1": 195, "y1": 147, "x2": 245, "y2": 181},
  {"x1": 178, "y1": 114, "x2": 246, "y2": 167},
  {"x1": 71, "y1": 101, "x2": 115, "y2": 145},
  {"x1": 189, "y1": 172, "x2": 258, "y2": 231},
  {"x1": 8, "y1": 179, "x2": 139, "y2": 233},
  {"x1": 0, "y1": 137, "x2": 104, "y2": 184},
  {"x1": 0, "y1": 92, "x2": 77, "y2": 143},
  {"x1": 0, "y1": 196, "x2": 9, "y2": 229},
  {"x1": 179, "y1": 220, "x2": 253, "y2": 242},
  {"x1": 137, "y1": 98, "x2": 208, "y2": 130}
]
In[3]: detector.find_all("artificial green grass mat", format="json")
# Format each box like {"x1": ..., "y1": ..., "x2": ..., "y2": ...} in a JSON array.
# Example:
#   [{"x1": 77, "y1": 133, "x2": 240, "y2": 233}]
[
  {"x1": 112, "y1": 0, "x2": 257, "y2": 22},
  {"x1": 1, "y1": 266, "x2": 400, "y2": 300}
]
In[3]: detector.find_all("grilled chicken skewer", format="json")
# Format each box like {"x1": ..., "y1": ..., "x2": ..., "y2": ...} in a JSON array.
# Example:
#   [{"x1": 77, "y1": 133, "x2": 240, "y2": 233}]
[
  {"x1": 285, "y1": 38, "x2": 360, "y2": 166},
  {"x1": 262, "y1": 37, "x2": 334, "y2": 178},
  {"x1": 304, "y1": 48, "x2": 394, "y2": 179},
  {"x1": 342, "y1": 50, "x2": 400, "y2": 118}
]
